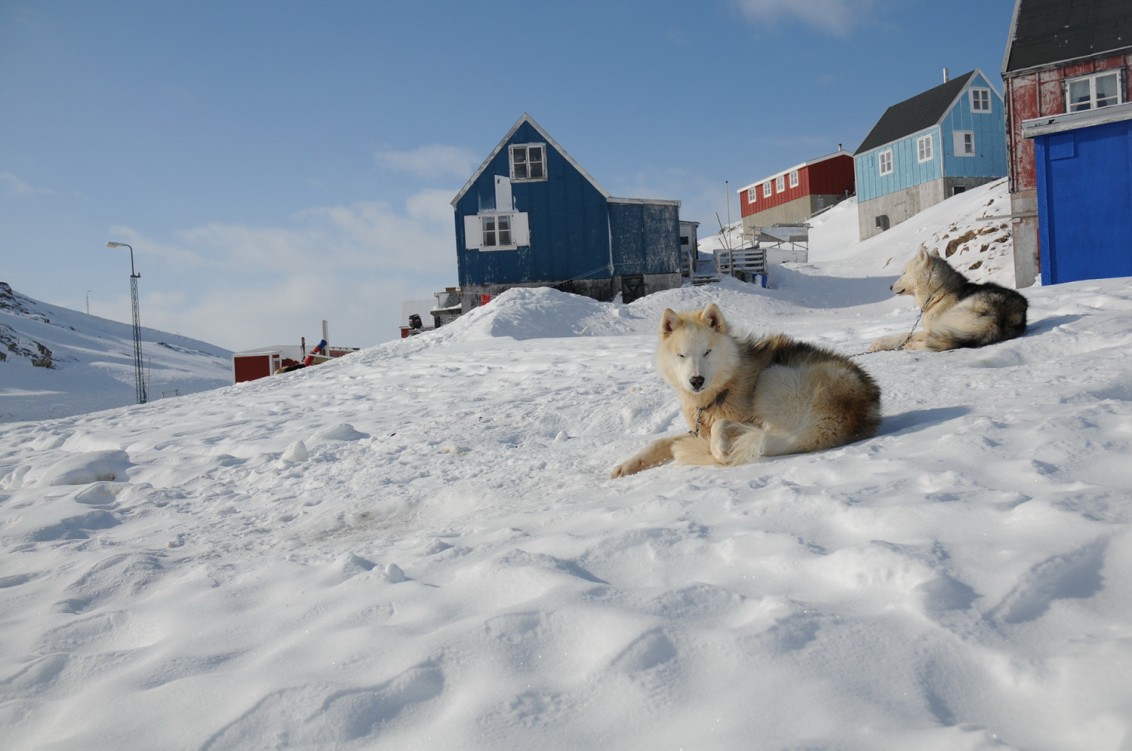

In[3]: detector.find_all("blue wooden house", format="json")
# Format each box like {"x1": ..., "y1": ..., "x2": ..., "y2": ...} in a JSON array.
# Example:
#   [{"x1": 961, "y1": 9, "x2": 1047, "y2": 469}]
[
  {"x1": 451, "y1": 114, "x2": 683, "y2": 309},
  {"x1": 854, "y1": 70, "x2": 1007, "y2": 241}
]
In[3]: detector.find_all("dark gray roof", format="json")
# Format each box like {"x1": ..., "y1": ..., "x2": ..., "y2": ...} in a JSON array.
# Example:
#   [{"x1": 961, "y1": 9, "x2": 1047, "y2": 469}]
[
  {"x1": 1005, "y1": 0, "x2": 1132, "y2": 73},
  {"x1": 857, "y1": 71, "x2": 976, "y2": 154}
]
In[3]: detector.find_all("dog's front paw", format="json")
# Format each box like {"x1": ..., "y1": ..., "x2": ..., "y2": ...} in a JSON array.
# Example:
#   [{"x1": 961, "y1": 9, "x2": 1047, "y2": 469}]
[{"x1": 610, "y1": 457, "x2": 645, "y2": 478}]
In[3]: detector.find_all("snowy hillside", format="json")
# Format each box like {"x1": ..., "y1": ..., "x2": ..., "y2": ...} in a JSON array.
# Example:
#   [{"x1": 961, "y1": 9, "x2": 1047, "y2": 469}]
[
  {"x1": 2, "y1": 183, "x2": 1131, "y2": 750},
  {"x1": 0, "y1": 283, "x2": 231, "y2": 422}
]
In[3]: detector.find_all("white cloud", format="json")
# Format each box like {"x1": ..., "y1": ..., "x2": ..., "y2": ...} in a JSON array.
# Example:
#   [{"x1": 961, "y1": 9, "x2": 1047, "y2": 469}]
[
  {"x1": 0, "y1": 172, "x2": 54, "y2": 198},
  {"x1": 374, "y1": 144, "x2": 480, "y2": 180},
  {"x1": 732, "y1": 0, "x2": 877, "y2": 35},
  {"x1": 119, "y1": 190, "x2": 460, "y2": 351}
]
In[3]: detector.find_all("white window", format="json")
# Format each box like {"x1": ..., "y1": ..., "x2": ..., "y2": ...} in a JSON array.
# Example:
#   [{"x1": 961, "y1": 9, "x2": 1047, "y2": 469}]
[
  {"x1": 763, "y1": 182, "x2": 772, "y2": 198},
  {"x1": 748, "y1": 187, "x2": 757, "y2": 203},
  {"x1": 917, "y1": 134, "x2": 934, "y2": 163},
  {"x1": 465, "y1": 212, "x2": 529, "y2": 251},
  {"x1": 878, "y1": 149, "x2": 893, "y2": 176},
  {"x1": 970, "y1": 88, "x2": 992, "y2": 113},
  {"x1": 510, "y1": 143, "x2": 546, "y2": 181},
  {"x1": 789, "y1": 170, "x2": 799, "y2": 188},
  {"x1": 775, "y1": 175, "x2": 785, "y2": 193},
  {"x1": 1067, "y1": 71, "x2": 1123, "y2": 112},
  {"x1": 952, "y1": 131, "x2": 975, "y2": 156}
]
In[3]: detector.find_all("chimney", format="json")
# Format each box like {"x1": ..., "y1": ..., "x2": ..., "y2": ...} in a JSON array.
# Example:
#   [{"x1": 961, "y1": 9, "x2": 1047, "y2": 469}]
[{"x1": 943, "y1": 67, "x2": 950, "y2": 83}]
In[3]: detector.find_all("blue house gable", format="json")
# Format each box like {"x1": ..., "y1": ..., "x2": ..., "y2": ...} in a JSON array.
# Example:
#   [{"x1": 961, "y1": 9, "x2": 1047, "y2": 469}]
[
  {"x1": 451, "y1": 114, "x2": 682, "y2": 308},
  {"x1": 854, "y1": 70, "x2": 1007, "y2": 240}
]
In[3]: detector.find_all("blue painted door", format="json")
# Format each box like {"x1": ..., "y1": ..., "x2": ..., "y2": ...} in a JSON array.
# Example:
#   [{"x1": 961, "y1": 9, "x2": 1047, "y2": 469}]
[{"x1": 1034, "y1": 117, "x2": 1132, "y2": 284}]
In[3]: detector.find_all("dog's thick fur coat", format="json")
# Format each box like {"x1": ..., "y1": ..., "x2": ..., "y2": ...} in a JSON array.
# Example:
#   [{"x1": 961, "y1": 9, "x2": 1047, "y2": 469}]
[
  {"x1": 869, "y1": 248, "x2": 1028, "y2": 352},
  {"x1": 611, "y1": 303, "x2": 882, "y2": 477}
]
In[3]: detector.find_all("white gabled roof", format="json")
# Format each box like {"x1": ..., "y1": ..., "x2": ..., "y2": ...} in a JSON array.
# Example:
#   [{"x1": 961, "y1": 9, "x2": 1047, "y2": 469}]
[{"x1": 450, "y1": 113, "x2": 611, "y2": 207}]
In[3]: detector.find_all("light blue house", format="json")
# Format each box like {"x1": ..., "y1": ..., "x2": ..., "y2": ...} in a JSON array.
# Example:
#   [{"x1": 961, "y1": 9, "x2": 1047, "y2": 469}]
[
  {"x1": 451, "y1": 113, "x2": 683, "y2": 310},
  {"x1": 854, "y1": 70, "x2": 1007, "y2": 240}
]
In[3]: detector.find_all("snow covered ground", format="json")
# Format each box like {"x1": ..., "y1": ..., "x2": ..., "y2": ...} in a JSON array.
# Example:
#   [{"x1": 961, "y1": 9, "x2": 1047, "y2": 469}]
[
  {"x1": 0, "y1": 284, "x2": 232, "y2": 422},
  {"x1": 2, "y1": 181, "x2": 1131, "y2": 750}
]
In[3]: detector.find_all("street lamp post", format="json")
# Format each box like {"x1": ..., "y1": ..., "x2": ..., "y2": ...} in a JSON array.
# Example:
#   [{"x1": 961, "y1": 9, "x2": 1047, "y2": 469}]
[{"x1": 106, "y1": 241, "x2": 147, "y2": 404}]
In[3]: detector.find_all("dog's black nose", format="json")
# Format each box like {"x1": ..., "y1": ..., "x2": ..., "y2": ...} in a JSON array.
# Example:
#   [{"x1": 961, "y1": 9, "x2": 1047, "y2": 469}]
[{"x1": 689, "y1": 375, "x2": 704, "y2": 391}]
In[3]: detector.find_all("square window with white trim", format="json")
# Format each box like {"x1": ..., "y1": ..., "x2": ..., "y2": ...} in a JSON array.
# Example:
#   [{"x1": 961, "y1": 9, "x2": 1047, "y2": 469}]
[
  {"x1": 789, "y1": 170, "x2": 799, "y2": 188},
  {"x1": 1066, "y1": 71, "x2": 1123, "y2": 112},
  {"x1": 953, "y1": 130, "x2": 975, "y2": 156},
  {"x1": 917, "y1": 134, "x2": 934, "y2": 162},
  {"x1": 763, "y1": 182, "x2": 772, "y2": 198},
  {"x1": 775, "y1": 175, "x2": 785, "y2": 193},
  {"x1": 510, "y1": 144, "x2": 546, "y2": 181},
  {"x1": 748, "y1": 187, "x2": 757, "y2": 203},
  {"x1": 878, "y1": 149, "x2": 893, "y2": 176},
  {"x1": 970, "y1": 88, "x2": 992, "y2": 113}
]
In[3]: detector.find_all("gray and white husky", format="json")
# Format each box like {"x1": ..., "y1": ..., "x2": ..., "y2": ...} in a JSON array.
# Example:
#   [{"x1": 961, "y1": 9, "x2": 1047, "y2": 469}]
[{"x1": 869, "y1": 249, "x2": 1028, "y2": 352}]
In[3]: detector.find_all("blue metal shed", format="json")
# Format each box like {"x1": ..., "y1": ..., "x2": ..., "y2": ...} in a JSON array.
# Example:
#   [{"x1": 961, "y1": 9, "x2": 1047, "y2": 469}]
[
  {"x1": 1023, "y1": 102, "x2": 1132, "y2": 285},
  {"x1": 451, "y1": 114, "x2": 682, "y2": 307}
]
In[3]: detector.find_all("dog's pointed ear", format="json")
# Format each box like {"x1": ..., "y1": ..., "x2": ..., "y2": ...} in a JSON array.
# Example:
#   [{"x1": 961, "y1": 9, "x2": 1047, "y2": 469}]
[
  {"x1": 700, "y1": 302, "x2": 726, "y2": 332},
  {"x1": 928, "y1": 249, "x2": 941, "y2": 258},
  {"x1": 916, "y1": 247, "x2": 929, "y2": 262},
  {"x1": 659, "y1": 308, "x2": 681, "y2": 338}
]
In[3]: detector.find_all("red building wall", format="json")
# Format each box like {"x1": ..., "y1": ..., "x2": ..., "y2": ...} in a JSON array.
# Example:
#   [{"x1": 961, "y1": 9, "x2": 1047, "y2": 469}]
[
  {"x1": 1006, "y1": 52, "x2": 1132, "y2": 193},
  {"x1": 738, "y1": 153, "x2": 855, "y2": 218}
]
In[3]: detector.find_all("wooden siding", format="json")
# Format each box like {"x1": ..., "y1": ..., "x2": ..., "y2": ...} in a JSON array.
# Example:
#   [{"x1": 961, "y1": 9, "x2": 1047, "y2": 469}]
[
  {"x1": 738, "y1": 153, "x2": 854, "y2": 219},
  {"x1": 1005, "y1": 52, "x2": 1132, "y2": 193},
  {"x1": 609, "y1": 201, "x2": 680, "y2": 276},
  {"x1": 455, "y1": 120, "x2": 610, "y2": 287},
  {"x1": 855, "y1": 127, "x2": 943, "y2": 202},
  {"x1": 856, "y1": 71, "x2": 1006, "y2": 202}
]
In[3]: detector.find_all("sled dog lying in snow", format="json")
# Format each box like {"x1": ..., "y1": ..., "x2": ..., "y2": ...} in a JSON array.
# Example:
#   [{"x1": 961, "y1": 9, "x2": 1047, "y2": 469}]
[
  {"x1": 869, "y1": 248, "x2": 1028, "y2": 352},
  {"x1": 611, "y1": 303, "x2": 882, "y2": 478}
]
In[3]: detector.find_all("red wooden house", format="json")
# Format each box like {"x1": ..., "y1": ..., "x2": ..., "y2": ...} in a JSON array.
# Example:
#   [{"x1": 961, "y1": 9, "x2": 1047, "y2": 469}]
[
  {"x1": 1003, "y1": 0, "x2": 1132, "y2": 286},
  {"x1": 736, "y1": 150, "x2": 855, "y2": 241}
]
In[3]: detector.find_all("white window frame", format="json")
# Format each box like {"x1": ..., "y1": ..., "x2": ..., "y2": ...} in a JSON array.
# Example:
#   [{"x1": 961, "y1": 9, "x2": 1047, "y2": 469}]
[
  {"x1": 1066, "y1": 70, "x2": 1124, "y2": 112},
  {"x1": 970, "y1": 88, "x2": 992, "y2": 113},
  {"x1": 953, "y1": 131, "x2": 976, "y2": 157},
  {"x1": 789, "y1": 170, "x2": 799, "y2": 188},
  {"x1": 510, "y1": 143, "x2": 546, "y2": 182},
  {"x1": 480, "y1": 213, "x2": 514, "y2": 249},
  {"x1": 775, "y1": 175, "x2": 785, "y2": 193},
  {"x1": 762, "y1": 182, "x2": 772, "y2": 198},
  {"x1": 748, "y1": 187, "x2": 757, "y2": 203},
  {"x1": 878, "y1": 149, "x2": 893, "y2": 176},
  {"x1": 917, "y1": 134, "x2": 934, "y2": 163}
]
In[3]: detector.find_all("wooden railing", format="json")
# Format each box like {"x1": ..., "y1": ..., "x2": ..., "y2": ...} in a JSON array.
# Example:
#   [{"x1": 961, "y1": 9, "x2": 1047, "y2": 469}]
[{"x1": 716, "y1": 247, "x2": 768, "y2": 286}]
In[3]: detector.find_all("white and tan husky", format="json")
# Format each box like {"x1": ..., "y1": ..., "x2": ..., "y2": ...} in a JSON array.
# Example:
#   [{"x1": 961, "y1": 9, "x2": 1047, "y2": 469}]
[
  {"x1": 869, "y1": 248, "x2": 1028, "y2": 352},
  {"x1": 611, "y1": 303, "x2": 882, "y2": 478}
]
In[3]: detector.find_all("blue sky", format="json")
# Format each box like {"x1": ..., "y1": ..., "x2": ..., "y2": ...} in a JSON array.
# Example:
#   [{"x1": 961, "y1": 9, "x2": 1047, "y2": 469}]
[{"x1": 1, "y1": 0, "x2": 1016, "y2": 351}]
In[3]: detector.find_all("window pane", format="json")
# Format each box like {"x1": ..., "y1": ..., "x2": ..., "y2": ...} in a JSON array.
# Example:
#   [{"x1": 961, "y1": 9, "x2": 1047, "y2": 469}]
[
  {"x1": 498, "y1": 215, "x2": 511, "y2": 245},
  {"x1": 1096, "y1": 73, "x2": 1119, "y2": 107},
  {"x1": 483, "y1": 217, "x2": 495, "y2": 246},
  {"x1": 1068, "y1": 79, "x2": 1092, "y2": 111},
  {"x1": 529, "y1": 146, "x2": 544, "y2": 178}
]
